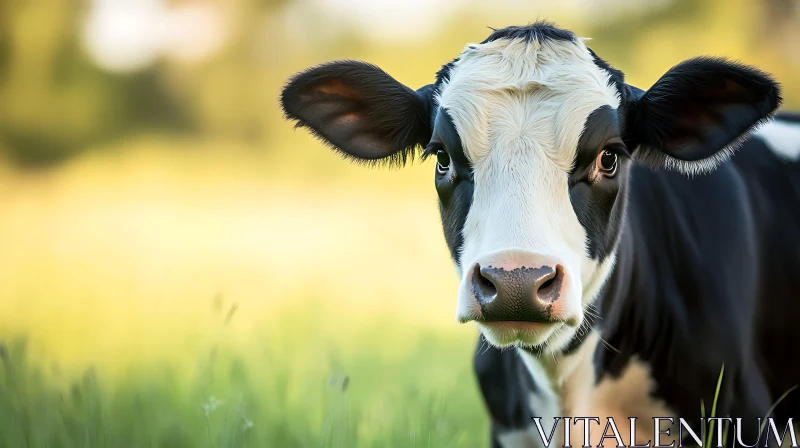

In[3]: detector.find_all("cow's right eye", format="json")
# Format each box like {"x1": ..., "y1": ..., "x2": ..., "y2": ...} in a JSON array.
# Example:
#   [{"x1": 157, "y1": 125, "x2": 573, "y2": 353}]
[
  {"x1": 596, "y1": 149, "x2": 618, "y2": 176},
  {"x1": 436, "y1": 149, "x2": 451, "y2": 174}
]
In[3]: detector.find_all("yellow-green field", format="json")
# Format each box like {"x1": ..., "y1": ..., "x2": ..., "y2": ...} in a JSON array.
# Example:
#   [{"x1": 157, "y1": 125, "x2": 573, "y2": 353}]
[{"x1": 0, "y1": 137, "x2": 488, "y2": 446}]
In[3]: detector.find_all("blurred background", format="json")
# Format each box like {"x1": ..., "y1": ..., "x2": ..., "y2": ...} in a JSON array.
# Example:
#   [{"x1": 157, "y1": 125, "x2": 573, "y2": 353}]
[{"x1": 1, "y1": 0, "x2": 799, "y2": 446}]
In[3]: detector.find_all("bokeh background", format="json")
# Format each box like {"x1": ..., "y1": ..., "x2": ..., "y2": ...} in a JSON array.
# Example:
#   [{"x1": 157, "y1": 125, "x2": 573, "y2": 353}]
[{"x1": 1, "y1": 0, "x2": 799, "y2": 446}]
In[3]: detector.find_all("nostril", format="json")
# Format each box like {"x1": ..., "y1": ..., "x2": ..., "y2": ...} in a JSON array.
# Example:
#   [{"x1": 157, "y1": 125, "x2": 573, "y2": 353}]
[
  {"x1": 472, "y1": 263, "x2": 497, "y2": 304},
  {"x1": 536, "y1": 264, "x2": 564, "y2": 303},
  {"x1": 478, "y1": 271, "x2": 496, "y2": 291}
]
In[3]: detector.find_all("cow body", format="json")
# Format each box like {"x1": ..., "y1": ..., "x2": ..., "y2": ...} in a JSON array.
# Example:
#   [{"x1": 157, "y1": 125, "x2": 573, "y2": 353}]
[
  {"x1": 478, "y1": 118, "x2": 800, "y2": 446},
  {"x1": 280, "y1": 21, "x2": 800, "y2": 448}
]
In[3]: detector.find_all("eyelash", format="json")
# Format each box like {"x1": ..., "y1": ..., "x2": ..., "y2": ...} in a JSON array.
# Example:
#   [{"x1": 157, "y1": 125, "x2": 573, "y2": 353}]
[{"x1": 422, "y1": 143, "x2": 442, "y2": 160}]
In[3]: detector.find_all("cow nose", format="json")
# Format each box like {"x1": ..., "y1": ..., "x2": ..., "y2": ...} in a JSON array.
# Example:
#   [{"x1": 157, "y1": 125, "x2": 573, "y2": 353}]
[{"x1": 471, "y1": 262, "x2": 564, "y2": 322}]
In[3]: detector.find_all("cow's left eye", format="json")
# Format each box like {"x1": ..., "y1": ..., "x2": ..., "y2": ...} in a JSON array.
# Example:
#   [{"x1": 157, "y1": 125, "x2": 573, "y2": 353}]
[
  {"x1": 597, "y1": 150, "x2": 618, "y2": 175},
  {"x1": 436, "y1": 149, "x2": 451, "y2": 174}
]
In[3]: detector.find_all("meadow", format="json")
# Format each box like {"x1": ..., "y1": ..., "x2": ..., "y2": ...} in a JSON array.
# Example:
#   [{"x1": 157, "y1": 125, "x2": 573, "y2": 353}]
[
  {"x1": 0, "y1": 137, "x2": 487, "y2": 447},
  {"x1": 0, "y1": 307, "x2": 486, "y2": 447}
]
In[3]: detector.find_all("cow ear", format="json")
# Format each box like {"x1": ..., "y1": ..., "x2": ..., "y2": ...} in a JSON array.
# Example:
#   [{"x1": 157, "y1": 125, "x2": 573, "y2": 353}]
[
  {"x1": 280, "y1": 61, "x2": 434, "y2": 167},
  {"x1": 627, "y1": 57, "x2": 781, "y2": 174}
]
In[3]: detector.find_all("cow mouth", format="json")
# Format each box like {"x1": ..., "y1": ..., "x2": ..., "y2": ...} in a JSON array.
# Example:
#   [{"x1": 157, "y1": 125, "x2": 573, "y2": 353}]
[{"x1": 476, "y1": 319, "x2": 563, "y2": 348}]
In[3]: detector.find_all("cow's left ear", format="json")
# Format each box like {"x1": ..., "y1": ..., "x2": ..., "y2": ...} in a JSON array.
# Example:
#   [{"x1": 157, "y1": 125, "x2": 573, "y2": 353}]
[{"x1": 626, "y1": 57, "x2": 781, "y2": 174}]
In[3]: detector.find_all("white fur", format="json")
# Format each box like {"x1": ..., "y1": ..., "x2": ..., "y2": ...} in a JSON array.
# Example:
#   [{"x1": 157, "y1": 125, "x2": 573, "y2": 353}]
[
  {"x1": 660, "y1": 144, "x2": 739, "y2": 176},
  {"x1": 756, "y1": 119, "x2": 800, "y2": 161},
  {"x1": 438, "y1": 36, "x2": 620, "y2": 350}
]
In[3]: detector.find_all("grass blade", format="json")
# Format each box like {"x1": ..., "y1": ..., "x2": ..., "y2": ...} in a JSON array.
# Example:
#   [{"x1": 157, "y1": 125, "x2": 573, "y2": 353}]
[
  {"x1": 705, "y1": 364, "x2": 724, "y2": 448},
  {"x1": 722, "y1": 417, "x2": 730, "y2": 448},
  {"x1": 759, "y1": 385, "x2": 798, "y2": 435}
]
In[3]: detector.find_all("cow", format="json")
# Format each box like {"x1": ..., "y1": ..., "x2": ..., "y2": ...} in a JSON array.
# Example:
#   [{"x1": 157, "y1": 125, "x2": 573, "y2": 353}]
[{"x1": 280, "y1": 22, "x2": 800, "y2": 447}]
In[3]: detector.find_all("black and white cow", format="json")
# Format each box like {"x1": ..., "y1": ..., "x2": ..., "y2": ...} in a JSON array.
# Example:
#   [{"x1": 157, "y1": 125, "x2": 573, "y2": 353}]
[{"x1": 281, "y1": 22, "x2": 800, "y2": 447}]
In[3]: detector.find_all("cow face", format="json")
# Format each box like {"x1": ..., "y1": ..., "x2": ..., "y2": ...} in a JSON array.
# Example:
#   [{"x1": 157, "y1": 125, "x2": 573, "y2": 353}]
[{"x1": 280, "y1": 23, "x2": 780, "y2": 352}]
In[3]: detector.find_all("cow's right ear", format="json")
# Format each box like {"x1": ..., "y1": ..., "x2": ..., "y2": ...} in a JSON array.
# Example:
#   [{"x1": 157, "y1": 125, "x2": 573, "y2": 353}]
[{"x1": 280, "y1": 61, "x2": 434, "y2": 166}]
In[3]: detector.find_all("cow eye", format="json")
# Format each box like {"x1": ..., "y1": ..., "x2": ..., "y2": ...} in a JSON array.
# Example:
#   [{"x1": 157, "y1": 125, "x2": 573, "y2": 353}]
[
  {"x1": 436, "y1": 149, "x2": 451, "y2": 174},
  {"x1": 596, "y1": 149, "x2": 618, "y2": 175}
]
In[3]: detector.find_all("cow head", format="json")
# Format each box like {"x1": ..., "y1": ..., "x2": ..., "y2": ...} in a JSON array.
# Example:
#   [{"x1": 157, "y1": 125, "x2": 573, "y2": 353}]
[{"x1": 280, "y1": 22, "x2": 780, "y2": 352}]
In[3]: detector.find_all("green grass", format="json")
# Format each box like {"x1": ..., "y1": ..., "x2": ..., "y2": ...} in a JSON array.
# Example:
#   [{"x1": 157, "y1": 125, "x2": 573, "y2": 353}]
[
  {"x1": 701, "y1": 364, "x2": 725, "y2": 448},
  {"x1": 0, "y1": 302, "x2": 488, "y2": 447},
  {"x1": 699, "y1": 365, "x2": 797, "y2": 448}
]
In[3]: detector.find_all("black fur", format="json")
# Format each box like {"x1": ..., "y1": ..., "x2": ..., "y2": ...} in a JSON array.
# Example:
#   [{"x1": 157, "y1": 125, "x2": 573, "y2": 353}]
[
  {"x1": 435, "y1": 57, "x2": 460, "y2": 87},
  {"x1": 588, "y1": 48, "x2": 627, "y2": 104},
  {"x1": 482, "y1": 21, "x2": 576, "y2": 45},
  {"x1": 430, "y1": 110, "x2": 473, "y2": 265},
  {"x1": 474, "y1": 334, "x2": 538, "y2": 434},
  {"x1": 569, "y1": 105, "x2": 629, "y2": 261}
]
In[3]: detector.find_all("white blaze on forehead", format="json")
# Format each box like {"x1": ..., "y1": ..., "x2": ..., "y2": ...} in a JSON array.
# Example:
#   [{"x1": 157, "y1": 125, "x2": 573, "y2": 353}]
[{"x1": 436, "y1": 36, "x2": 620, "y2": 168}]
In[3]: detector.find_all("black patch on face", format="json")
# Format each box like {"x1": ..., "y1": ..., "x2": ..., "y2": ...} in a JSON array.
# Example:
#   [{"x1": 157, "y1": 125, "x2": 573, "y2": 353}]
[
  {"x1": 568, "y1": 106, "x2": 629, "y2": 261},
  {"x1": 429, "y1": 109, "x2": 474, "y2": 266}
]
